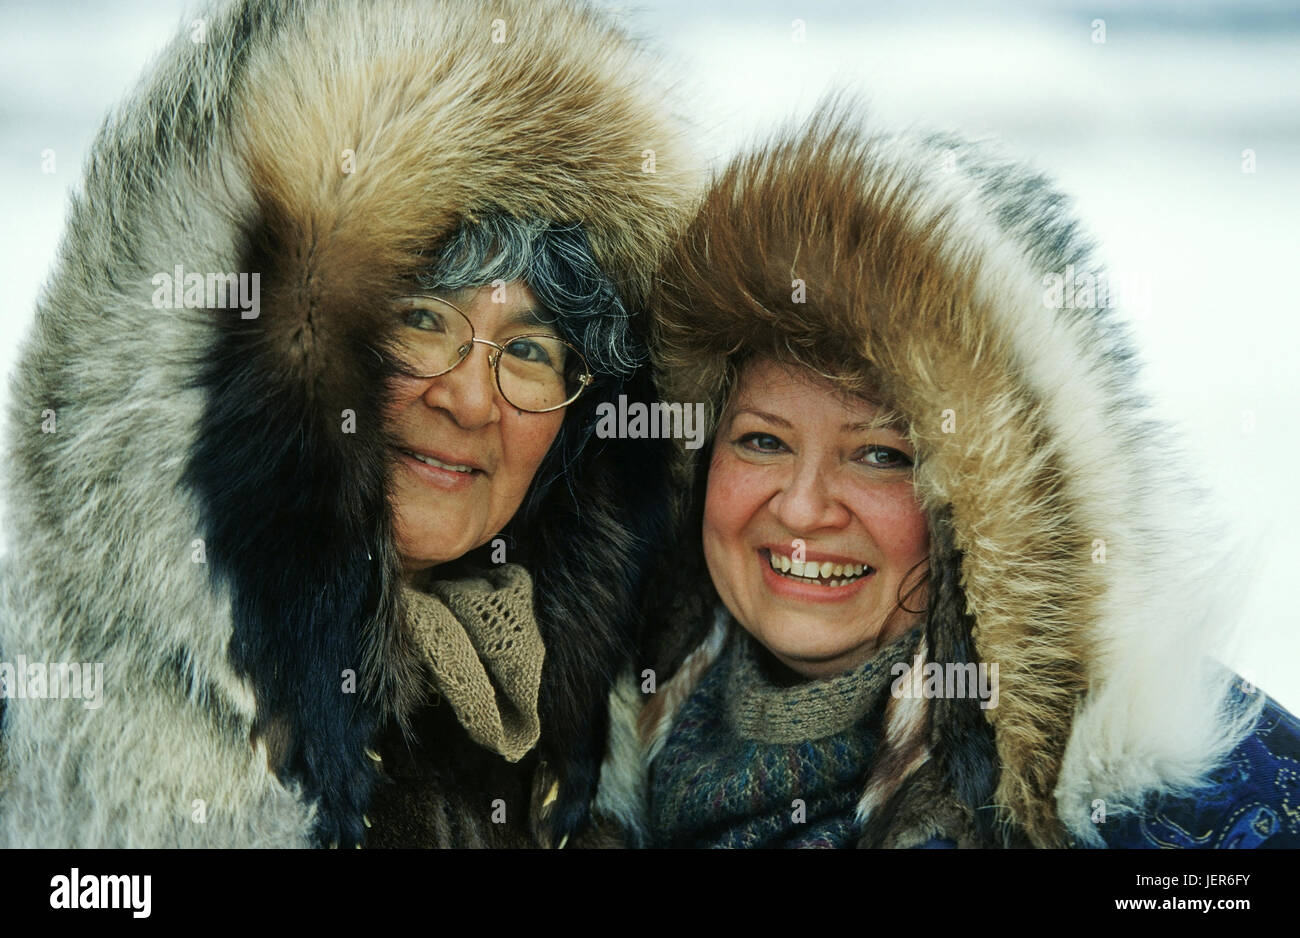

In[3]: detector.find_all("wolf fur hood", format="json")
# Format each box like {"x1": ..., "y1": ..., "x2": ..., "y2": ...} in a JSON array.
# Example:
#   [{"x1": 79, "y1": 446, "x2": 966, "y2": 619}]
[
  {"x1": 594, "y1": 108, "x2": 1300, "y2": 848},
  {"x1": 0, "y1": 0, "x2": 697, "y2": 847}
]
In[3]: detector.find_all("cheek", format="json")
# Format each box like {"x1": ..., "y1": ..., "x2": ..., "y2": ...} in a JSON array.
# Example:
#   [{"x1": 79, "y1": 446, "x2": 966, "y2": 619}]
[
  {"x1": 383, "y1": 379, "x2": 422, "y2": 424},
  {"x1": 703, "y1": 451, "x2": 767, "y2": 553},
  {"x1": 854, "y1": 483, "x2": 930, "y2": 566},
  {"x1": 498, "y1": 411, "x2": 563, "y2": 497}
]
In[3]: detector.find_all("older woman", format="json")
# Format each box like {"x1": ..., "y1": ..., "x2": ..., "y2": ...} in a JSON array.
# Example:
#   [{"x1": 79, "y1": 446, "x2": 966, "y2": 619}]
[
  {"x1": 362, "y1": 214, "x2": 673, "y2": 848},
  {"x1": 0, "y1": 0, "x2": 694, "y2": 847},
  {"x1": 593, "y1": 110, "x2": 1300, "y2": 848}
]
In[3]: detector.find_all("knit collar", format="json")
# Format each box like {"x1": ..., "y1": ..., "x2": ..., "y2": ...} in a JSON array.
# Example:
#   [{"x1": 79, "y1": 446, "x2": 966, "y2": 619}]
[
  {"x1": 401, "y1": 563, "x2": 544, "y2": 763},
  {"x1": 725, "y1": 617, "x2": 926, "y2": 744},
  {"x1": 647, "y1": 612, "x2": 927, "y2": 847}
]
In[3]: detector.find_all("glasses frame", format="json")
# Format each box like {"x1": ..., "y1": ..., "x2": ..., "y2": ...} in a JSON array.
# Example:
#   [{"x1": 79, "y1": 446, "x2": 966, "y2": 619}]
[{"x1": 394, "y1": 295, "x2": 594, "y2": 414}]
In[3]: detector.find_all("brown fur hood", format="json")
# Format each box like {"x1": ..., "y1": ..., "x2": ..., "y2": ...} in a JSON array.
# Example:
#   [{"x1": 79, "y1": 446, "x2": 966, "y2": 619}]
[
  {"x1": 595, "y1": 106, "x2": 1262, "y2": 848},
  {"x1": 0, "y1": 0, "x2": 697, "y2": 847}
]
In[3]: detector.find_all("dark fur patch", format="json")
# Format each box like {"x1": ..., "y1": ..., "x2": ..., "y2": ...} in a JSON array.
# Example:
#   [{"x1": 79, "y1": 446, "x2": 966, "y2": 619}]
[
  {"x1": 925, "y1": 514, "x2": 1006, "y2": 846},
  {"x1": 181, "y1": 204, "x2": 415, "y2": 847},
  {"x1": 506, "y1": 362, "x2": 674, "y2": 840}
]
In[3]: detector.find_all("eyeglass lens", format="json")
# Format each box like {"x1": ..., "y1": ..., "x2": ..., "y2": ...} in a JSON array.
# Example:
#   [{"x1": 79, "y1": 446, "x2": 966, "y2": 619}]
[{"x1": 394, "y1": 299, "x2": 586, "y2": 411}]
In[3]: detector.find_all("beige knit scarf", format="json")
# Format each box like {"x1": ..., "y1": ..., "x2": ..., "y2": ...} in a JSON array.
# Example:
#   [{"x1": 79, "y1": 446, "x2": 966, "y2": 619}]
[{"x1": 402, "y1": 563, "x2": 544, "y2": 762}]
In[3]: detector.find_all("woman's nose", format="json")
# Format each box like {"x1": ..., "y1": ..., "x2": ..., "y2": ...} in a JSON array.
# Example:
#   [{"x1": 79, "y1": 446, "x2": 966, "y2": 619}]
[
  {"x1": 769, "y1": 458, "x2": 850, "y2": 534},
  {"x1": 420, "y1": 343, "x2": 500, "y2": 428}
]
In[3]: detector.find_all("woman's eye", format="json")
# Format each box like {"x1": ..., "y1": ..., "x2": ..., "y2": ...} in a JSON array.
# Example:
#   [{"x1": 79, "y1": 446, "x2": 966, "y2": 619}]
[
  {"x1": 734, "y1": 432, "x2": 786, "y2": 453},
  {"x1": 503, "y1": 337, "x2": 554, "y2": 366},
  {"x1": 402, "y1": 307, "x2": 447, "y2": 332},
  {"x1": 859, "y1": 445, "x2": 913, "y2": 469}
]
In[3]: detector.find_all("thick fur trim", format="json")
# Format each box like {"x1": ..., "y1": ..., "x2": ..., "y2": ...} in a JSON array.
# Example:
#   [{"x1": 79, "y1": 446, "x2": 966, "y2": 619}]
[
  {"x1": 592, "y1": 671, "x2": 653, "y2": 847},
  {"x1": 0, "y1": 0, "x2": 696, "y2": 846},
  {"x1": 855, "y1": 638, "x2": 933, "y2": 829},
  {"x1": 593, "y1": 606, "x2": 729, "y2": 842},
  {"x1": 643, "y1": 103, "x2": 1262, "y2": 846}
]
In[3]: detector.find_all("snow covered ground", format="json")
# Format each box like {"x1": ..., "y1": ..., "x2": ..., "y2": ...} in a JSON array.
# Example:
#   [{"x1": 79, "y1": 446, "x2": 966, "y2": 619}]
[{"x1": 2, "y1": 0, "x2": 1297, "y2": 709}]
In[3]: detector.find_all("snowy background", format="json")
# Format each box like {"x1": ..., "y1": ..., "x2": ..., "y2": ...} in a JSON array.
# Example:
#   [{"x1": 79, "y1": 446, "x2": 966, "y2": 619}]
[{"x1": 2, "y1": 0, "x2": 1297, "y2": 709}]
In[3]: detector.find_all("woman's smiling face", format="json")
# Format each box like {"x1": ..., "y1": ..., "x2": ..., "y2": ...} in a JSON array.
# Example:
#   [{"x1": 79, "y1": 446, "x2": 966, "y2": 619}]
[
  {"x1": 386, "y1": 281, "x2": 565, "y2": 574},
  {"x1": 702, "y1": 357, "x2": 930, "y2": 679}
]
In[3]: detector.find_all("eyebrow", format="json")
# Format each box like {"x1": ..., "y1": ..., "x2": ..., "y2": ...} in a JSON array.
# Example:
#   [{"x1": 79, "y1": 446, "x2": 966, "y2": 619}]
[
  {"x1": 732, "y1": 408, "x2": 792, "y2": 428},
  {"x1": 731, "y1": 408, "x2": 903, "y2": 433},
  {"x1": 506, "y1": 307, "x2": 555, "y2": 329}
]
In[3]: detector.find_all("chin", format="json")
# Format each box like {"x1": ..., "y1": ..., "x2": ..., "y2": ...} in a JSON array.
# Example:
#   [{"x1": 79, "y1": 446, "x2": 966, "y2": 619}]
[
  {"x1": 394, "y1": 514, "x2": 472, "y2": 567},
  {"x1": 404, "y1": 531, "x2": 474, "y2": 566},
  {"x1": 758, "y1": 624, "x2": 844, "y2": 660},
  {"x1": 775, "y1": 642, "x2": 859, "y2": 668},
  {"x1": 759, "y1": 619, "x2": 872, "y2": 665}
]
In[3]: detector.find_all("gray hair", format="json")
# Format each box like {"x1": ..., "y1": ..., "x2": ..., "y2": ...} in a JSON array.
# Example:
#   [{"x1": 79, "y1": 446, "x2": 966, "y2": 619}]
[{"x1": 413, "y1": 212, "x2": 641, "y2": 377}]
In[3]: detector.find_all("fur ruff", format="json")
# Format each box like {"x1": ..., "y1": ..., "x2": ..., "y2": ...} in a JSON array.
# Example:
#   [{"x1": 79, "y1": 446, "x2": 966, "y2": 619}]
[
  {"x1": 599, "y1": 103, "x2": 1262, "y2": 847},
  {"x1": 0, "y1": 0, "x2": 696, "y2": 847}
]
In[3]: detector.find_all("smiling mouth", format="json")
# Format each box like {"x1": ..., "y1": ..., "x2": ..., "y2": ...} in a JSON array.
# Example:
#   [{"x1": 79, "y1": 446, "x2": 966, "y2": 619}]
[
  {"x1": 398, "y1": 449, "x2": 479, "y2": 474},
  {"x1": 764, "y1": 548, "x2": 874, "y2": 588}
]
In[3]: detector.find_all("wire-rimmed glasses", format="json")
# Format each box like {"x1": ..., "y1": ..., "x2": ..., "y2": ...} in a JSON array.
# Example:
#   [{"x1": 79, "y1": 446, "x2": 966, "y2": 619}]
[{"x1": 391, "y1": 295, "x2": 593, "y2": 413}]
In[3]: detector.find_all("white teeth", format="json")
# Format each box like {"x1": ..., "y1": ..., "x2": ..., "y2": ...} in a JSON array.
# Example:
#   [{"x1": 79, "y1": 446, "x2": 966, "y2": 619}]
[
  {"x1": 766, "y1": 550, "x2": 872, "y2": 587},
  {"x1": 766, "y1": 550, "x2": 870, "y2": 572},
  {"x1": 405, "y1": 450, "x2": 473, "y2": 473}
]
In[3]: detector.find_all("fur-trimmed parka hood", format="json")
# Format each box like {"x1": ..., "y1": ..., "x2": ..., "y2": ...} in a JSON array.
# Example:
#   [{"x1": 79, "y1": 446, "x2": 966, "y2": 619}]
[
  {"x1": 599, "y1": 105, "x2": 1270, "y2": 848},
  {"x1": 0, "y1": 0, "x2": 697, "y2": 847}
]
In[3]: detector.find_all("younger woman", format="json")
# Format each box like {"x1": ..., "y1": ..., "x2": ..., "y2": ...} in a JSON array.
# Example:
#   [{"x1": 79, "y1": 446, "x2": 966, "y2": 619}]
[{"x1": 594, "y1": 109, "x2": 1300, "y2": 848}]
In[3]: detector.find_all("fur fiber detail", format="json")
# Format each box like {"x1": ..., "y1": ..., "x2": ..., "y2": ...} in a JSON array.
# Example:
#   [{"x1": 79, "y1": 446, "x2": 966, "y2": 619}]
[
  {"x1": 0, "y1": 0, "x2": 696, "y2": 847},
  {"x1": 592, "y1": 672, "x2": 652, "y2": 847}
]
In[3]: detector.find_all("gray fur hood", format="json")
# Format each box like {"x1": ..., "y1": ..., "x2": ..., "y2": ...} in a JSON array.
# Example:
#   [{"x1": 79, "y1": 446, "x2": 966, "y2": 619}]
[{"x1": 0, "y1": 0, "x2": 696, "y2": 847}]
